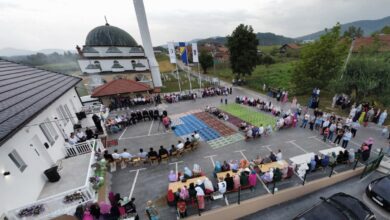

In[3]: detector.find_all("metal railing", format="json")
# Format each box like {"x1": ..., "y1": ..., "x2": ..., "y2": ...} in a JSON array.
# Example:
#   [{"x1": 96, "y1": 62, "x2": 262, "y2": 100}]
[{"x1": 65, "y1": 139, "x2": 103, "y2": 157}]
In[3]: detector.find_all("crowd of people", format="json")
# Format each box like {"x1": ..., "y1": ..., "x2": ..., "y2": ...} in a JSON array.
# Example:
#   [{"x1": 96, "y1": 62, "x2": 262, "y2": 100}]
[
  {"x1": 163, "y1": 86, "x2": 233, "y2": 104},
  {"x1": 108, "y1": 95, "x2": 153, "y2": 110},
  {"x1": 73, "y1": 192, "x2": 140, "y2": 220},
  {"x1": 67, "y1": 127, "x2": 98, "y2": 145},
  {"x1": 104, "y1": 109, "x2": 170, "y2": 134},
  {"x1": 104, "y1": 132, "x2": 201, "y2": 167}
]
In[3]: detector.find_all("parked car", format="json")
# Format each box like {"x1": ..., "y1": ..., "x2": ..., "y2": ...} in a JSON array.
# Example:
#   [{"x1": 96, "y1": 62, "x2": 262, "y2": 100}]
[
  {"x1": 366, "y1": 175, "x2": 390, "y2": 211},
  {"x1": 293, "y1": 192, "x2": 376, "y2": 220}
]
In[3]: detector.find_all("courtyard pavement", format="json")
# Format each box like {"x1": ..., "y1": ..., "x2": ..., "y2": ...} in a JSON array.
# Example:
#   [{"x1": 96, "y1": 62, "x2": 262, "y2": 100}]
[{"x1": 106, "y1": 86, "x2": 390, "y2": 219}]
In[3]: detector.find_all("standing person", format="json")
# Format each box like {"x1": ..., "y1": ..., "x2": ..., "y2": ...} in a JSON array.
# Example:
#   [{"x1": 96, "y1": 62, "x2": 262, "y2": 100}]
[
  {"x1": 177, "y1": 198, "x2": 187, "y2": 218},
  {"x1": 225, "y1": 98, "x2": 228, "y2": 105},
  {"x1": 342, "y1": 129, "x2": 352, "y2": 148},
  {"x1": 145, "y1": 201, "x2": 159, "y2": 220},
  {"x1": 220, "y1": 98, "x2": 223, "y2": 104},
  {"x1": 334, "y1": 128, "x2": 344, "y2": 146},
  {"x1": 276, "y1": 149, "x2": 282, "y2": 161},
  {"x1": 301, "y1": 113, "x2": 310, "y2": 128},
  {"x1": 323, "y1": 126, "x2": 330, "y2": 142},
  {"x1": 378, "y1": 110, "x2": 388, "y2": 126},
  {"x1": 195, "y1": 185, "x2": 205, "y2": 210},
  {"x1": 328, "y1": 122, "x2": 336, "y2": 142},
  {"x1": 351, "y1": 120, "x2": 360, "y2": 138}
]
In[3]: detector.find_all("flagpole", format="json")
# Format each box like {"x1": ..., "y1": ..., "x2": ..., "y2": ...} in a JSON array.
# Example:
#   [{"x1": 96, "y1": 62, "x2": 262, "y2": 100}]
[
  {"x1": 185, "y1": 46, "x2": 192, "y2": 92},
  {"x1": 175, "y1": 62, "x2": 182, "y2": 92},
  {"x1": 197, "y1": 62, "x2": 201, "y2": 89}
]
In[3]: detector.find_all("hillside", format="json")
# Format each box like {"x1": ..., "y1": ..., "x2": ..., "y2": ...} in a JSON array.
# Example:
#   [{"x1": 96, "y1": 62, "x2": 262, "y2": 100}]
[
  {"x1": 197, "y1": 32, "x2": 296, "y2": 46},
  {"x1": 297, "y1": 16, "x2": 390, "y2": 41}
]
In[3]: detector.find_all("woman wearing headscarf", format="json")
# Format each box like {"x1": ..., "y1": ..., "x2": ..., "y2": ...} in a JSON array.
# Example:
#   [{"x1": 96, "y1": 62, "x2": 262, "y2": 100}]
[
  {"x1": 348, "y1": 148, "x2": 355, "y2": 163},
  {"x1": 180, "y1": 186, "x2": 189, "y2": 200},
  {"x1": 168, "y1": 170, "x2": 177, "y2": 182},
  {"x1": 358, "y1": 111, "x2": 366, "y2": 124},
  {"x1": 361, "y1": 144, "x2": 370, "y2": 161},
  {"x1": 224, "y1": 173, "x2": 234, "y2": 191},
  {"x1": 364, "y1": 137, "x2": 374, "y2": 151},
  {"x1": 195, "y1": 185, "x2": 205, "y2": 210},
  {"x1": 222, "y1": 161, "x2": 230, "y2": 171},
  {"x1": 233, "y1": 174, "x2": 241, "y2": 190},
  {"x1": 248, "y1": 170, "x2": 257, "y2": 191},
  {"x1": 82, "y1": 209, "x2": 93, "y2": 220},
  {"x1": 261, "y1": 168, "x2": 274, "y2": 183},
  {"x1": 193, "y1": 164, "x2": 202, "y2": 177},
  {"x1": 239, "y1": 159, "x2": 249, "y2": 169},
  {"x1": 167, "y1": 190, "x2": 175, "y2": 206},
  {"x1": 203, "y1": 177, "x2": 214, "y2": 194},
  {"x1": 321, "y1": 154, "x2": 330, "y2": 167},
  {"x1": 184, "y1": 167, "x2": 192, "y2": 179},
  {"x1": 231, "y1": 160, "x2": 239, "y2": 171}
]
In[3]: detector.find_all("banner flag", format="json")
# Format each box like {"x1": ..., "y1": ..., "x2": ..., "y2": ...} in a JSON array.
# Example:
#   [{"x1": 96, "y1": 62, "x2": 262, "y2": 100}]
[
  {"x1": 167, "y1": 42, "x2": 176, "y2": 64},
  {"x1": 192, "y1": 42, "x2": 199, "y2": 63},
  {"x1": 179, "y1": 42, "x2": 188, "y2": 65}
]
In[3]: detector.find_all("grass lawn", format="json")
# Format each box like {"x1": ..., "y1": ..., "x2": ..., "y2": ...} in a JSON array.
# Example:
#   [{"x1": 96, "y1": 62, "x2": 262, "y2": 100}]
[
  {"x1": 161, "y1": 71, "x2": 211, "y2": 93},
  {"x1": 219, "y1": 103, "x2": 276, "y2": 127},
  {"x1": 156, "y1": 53, "x2": 175, "y2": 73}
]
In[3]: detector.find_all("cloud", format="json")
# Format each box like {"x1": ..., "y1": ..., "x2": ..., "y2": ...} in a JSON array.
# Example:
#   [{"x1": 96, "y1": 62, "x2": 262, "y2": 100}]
[{"x1": 0, "y1": 0, "x2": 389, "y2": 50}]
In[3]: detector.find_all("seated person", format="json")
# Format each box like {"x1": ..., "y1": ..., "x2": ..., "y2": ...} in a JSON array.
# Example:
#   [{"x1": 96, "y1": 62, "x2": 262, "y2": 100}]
[
  {"x1": 138, "y1": 148, "x2": 148, "y2": 159},
  {"x1": 169, "y1": 145, "x2": 177, "y2": 155},
  {"x1": 218, "y1": 177, "x2": 227, "y2": 194},
  {"x1": 120, "y1": 148, "x2": 132, "y2": 160},
  {"x1": 321, "y1": 154, "x2": 330, "y2": 167},
  {"x1": 222, "y1": 160, "x2": 230, "y2": 171},
  {"x1": 269, "y1": 152, "x2": 277, "y2": 162},
  {"x1": 177, "y1": 140, "x2": 184, "y2": 150},
  {"x1": 85, "y1": 127, "x2": 95, "y2": 140},
  {"x1": 188, "y1": 183, "x2": 197, "y2": 198},
  {"x1": 193, "y1": 164, "x2": 202, "y2": 177},
  {"x1": 343, "y1": 150, "x2": 349, "y2": 162},
  {"x1": 224, "y1": 173, "x2": 234, "y2": 191},
  {"x1": 112, "y1": 149, "x2": 121, "y2": 160},
  {"x1": 262, "y1": 156, "x2": 272, "y2": 164},
  {"x1": 177, "y1": 199, "x2": 187, "y2": 218},
  {"x1": 184, "y1": 138, "x2": 192, "y2": 149},
  {"x1": 184, "y1": 167, "x2": 193, "y2": 179},
  {"x1": 314, "y1": 155, "x2": 322, "y2": 169},
  {"x1": 204, "y1": 178, "x2": 214, "y2": 194},
  {"x1": 282, "y1": 165, "x2": 294, "y2": 179},
  {"x1": 158, "y1": 145, "x2": 169, "y2": 157},
  {"x1": 147, "y1": 148, "x2": 158, "y2": 159},
  {"x1": 239, "y1": 122, "x2": 247, "y2": 130},
  {"x1": 230, "y1": 160, "x2": 239, "y2": 171},
  {"x1": 240, "y1": 169, "x2": 250, "y2": 186},
  {"x1": 68, "y1": 132, "x2": 79, "y2": 145},
  {"x1": 239, "y1": 159, "x2": 250, "y2": 169},
  {"x1": 213, "y1": 161, "x2": 222, "y2": 177},
  {"x1": 309, "y1": 156, "x2": 316, "y2": 172},
  {"x1": 261, "y1": 168, "x2": 274, "y2": 183},
  {"x1": 103, "y1": 150, "x2": 114, "y2": 162},
  {"x1": 168, "y1": 170, "x2": 177, "y2": 182},
  {"x1": 336, "y1": 151, "x2": 344, "y2": 164},
  {"x1": 273, "y1": 168, "x2": 283, "y2": 182},
  {"x1": 193, "y1": 131, "x2": 201, "y2": 141},
  {"x1": 252, "y1": 155, "x2": 263, "y2": 165}
]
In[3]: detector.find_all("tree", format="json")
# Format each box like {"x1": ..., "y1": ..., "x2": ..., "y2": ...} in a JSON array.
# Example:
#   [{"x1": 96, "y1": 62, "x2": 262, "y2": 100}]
[
  {"x1": 227, "y1": 24, "x2": 259, "y2": 80},
  {"x1": 380, "y1": 26, "x2": 390, "y2": 34},
  {"x1": 199, "y1": 50, "x2": 213, "y2": 74},
  {"x1": 332, "y1": 56, "x2": 390, "y2": 105},
  {"x1": 343, "y1": 26, "x2": 364, "y2": 38},
  {"x1": 293, "y1": 24, "x2": 348, "y2": 94}
]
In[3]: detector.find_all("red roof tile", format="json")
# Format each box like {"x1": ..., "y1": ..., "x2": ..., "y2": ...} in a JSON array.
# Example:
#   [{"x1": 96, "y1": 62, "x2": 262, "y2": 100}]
[
  {"x1": 91, "y1": 79, "x2": 151, "y2": 97},
  {"x1": 353, "y1": 35, "x2": 390, "y2": 52}
]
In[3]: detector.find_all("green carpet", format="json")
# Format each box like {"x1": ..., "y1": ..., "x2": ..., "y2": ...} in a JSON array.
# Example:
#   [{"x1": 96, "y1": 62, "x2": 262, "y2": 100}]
[{"x1": 219, "y1": 103, "x2": 276, "y2": 127}]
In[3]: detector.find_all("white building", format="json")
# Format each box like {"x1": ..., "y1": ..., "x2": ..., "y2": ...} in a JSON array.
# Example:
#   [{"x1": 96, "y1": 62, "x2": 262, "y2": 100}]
[
  {"x1": 76, "y1": 22, "x2": 154, "y2": 92},
  {"x1": 0, "y1": 59, "x2": 90, "y2": 218}
]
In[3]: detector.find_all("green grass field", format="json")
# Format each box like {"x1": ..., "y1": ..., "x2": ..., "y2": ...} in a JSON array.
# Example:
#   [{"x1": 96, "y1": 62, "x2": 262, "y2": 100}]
[
  {"x1": 161, "y1": 71, "x2": 211, "y2": 93},
  {"x1": 219, "y1": 103, "x2": 276, "y2": 126}
]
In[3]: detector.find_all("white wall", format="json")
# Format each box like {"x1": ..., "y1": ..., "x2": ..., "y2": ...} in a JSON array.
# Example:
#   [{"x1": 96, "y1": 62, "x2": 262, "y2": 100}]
[
  {"x1": 78, "y1": 58, "x2": 149, "y2": 73},
  {"x1": 83, "y1": 46, "x2": 145, "y2": 57},
  {"x1": 0, "y1": 88, "x2": 82, "y2": 216}
]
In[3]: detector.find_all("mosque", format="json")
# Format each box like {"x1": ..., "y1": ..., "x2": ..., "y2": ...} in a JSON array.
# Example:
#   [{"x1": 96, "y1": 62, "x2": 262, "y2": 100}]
[{"x1": 76, "y1": 0, "x2": 162, "y2": 94}]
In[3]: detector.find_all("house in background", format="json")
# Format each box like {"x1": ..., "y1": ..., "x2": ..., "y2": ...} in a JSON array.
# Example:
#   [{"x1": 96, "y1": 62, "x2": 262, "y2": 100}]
[
  {"x1": 200, "y1": 43, "x2": 230, "y2": 63},
  {"x1": 279, "y1": 43, "x2": 301, "y2": 56},
  {"x1": 352, "y1": 34, "x2": 390, "y2": 53},
  {"x1": 0, "y1": 59, "x2": 101, "y2": 218}
]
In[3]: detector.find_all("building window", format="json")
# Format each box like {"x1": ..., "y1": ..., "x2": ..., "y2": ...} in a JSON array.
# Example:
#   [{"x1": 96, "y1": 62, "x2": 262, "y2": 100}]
[
  {"x1": 40, "y1": 118, "x2": 59, "y2": 146},
  {"x1": 64, "y1": 104, "x2": 76, "y2": 125},
  {"x1": 58, "y1": 105, "x2": 69, "y2": 125},
  {"x1": 8, "y1": 150, "x2": 27, "y2": 172}
]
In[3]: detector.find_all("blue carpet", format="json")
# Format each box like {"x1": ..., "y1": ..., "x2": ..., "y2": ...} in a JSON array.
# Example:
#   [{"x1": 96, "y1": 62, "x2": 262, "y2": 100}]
[{"x1": 173, "y1": 115, "x2": 221, "y2": 141}]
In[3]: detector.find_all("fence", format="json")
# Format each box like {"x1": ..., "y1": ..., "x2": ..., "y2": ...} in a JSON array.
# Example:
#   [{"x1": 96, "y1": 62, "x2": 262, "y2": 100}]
[
  {"x1": 65, "y1": 139, "x2": 104, "y2": 157},
  {"x1": 360, "y1": 148, "x2": 385, "y2": 179}
]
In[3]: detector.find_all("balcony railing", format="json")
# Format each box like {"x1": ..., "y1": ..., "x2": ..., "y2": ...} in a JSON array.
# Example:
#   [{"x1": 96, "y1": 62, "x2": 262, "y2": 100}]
[{"x1": 65, "y1": 139, "x2": 104, "y2": 157}]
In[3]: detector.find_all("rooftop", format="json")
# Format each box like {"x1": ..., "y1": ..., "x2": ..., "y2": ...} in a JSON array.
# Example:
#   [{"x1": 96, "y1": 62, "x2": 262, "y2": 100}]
[
  {"x1": 0, "y1": 59, "x2": 81, "y2": 145},
  {"x1": 353, "y1": 34, "x2": 390, "y2": 52},
  {"x1": 91, "y1": 78, "x2": 151, "y2": 97}
]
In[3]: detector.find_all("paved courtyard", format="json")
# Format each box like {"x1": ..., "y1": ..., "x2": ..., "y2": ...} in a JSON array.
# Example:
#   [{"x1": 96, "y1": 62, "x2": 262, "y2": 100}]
[{"x1": 106, "y1": 86, "x2": 390, "y2": 219}]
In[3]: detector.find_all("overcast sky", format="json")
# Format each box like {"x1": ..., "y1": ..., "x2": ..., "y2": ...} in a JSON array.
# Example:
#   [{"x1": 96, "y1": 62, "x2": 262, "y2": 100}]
[{"x1": 0, "y1": 0, "x2": 389, "y2": 51}]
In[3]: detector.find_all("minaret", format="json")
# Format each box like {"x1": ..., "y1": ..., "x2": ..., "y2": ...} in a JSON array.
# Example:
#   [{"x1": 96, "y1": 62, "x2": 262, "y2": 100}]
[{"x1": 133, "y1": 0, "x2": 162, "y2": 88}]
